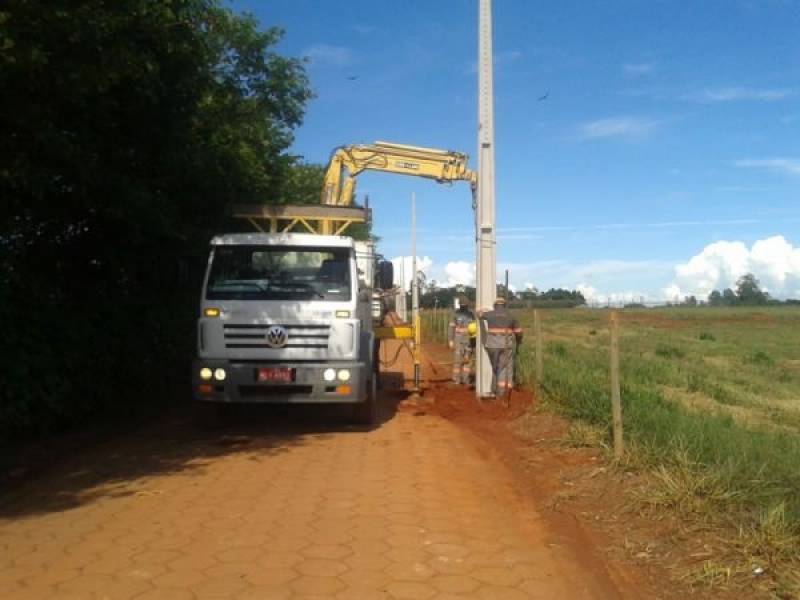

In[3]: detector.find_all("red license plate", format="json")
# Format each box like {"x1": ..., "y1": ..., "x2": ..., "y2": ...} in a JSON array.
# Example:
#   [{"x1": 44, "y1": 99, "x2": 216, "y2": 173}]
[{"x1": 256, "y1": 367, "x2": 294, "y2": 383}]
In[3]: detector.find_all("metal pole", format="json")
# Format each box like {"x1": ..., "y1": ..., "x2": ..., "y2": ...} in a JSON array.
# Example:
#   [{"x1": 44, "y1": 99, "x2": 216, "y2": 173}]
[
  {"x1": 476, "y1": 0, "x2": 497, "y2": 398},
  {"x1": 398, "y1": 257, "x2": 406, "y2": 321},
  {"x1": 411, "y1": 193, "x2": 421, "y2": 390},
  {"x1": 610, "y1": 311, "x2": 624, "y2": 458},
  {"x1": 504, "y1": 269, "x2": 509, "y2": 302},
  {"x1": 411, "y1": 192, "x2": 416, "y2": 322},
  {"x1": 534, "y1": 309, "x2": 543, "y2": 387}
]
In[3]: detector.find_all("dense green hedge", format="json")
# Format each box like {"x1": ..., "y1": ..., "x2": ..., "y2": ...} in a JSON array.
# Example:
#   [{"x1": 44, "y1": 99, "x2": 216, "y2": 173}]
[{"x1": 0, "y1": 1, "x2": 312, "y2": 439}]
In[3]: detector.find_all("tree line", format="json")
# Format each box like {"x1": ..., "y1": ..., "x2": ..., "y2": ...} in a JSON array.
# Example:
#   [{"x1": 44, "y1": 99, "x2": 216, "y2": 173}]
[
  {"x1": 1, "y1": 1, "x2": 315, "y2": 438},
  {"x1": 674, "y1": 274, "x2": 798, "y2": 307},
  {"x1": 418, "y1": 283, "x2": 586, "y2": 309},
  {"x1": 706, "y1": 273, "x2": 770, "y2": 306}
]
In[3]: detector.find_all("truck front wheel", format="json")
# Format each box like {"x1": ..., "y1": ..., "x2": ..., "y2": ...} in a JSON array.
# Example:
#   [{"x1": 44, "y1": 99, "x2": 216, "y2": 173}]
[
  {"x1": 352, "y1": 376, "x2": 378, "y2": 426},
  {"x1": 194, "y1": 401, "x2": 224, "y2": 429}
]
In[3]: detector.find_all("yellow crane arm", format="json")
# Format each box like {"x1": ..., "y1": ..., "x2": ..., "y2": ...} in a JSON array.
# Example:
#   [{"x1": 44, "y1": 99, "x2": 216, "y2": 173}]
[{"x1": 321, "y1": 141, "x2": 477, "y2": 206}]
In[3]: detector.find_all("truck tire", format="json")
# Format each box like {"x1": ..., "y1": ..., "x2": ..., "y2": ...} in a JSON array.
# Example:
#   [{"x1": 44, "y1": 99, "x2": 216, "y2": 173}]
[
  {"x1": 353, "y1": 375, "x2": 378, "y2": 426},
  {"x1": 373, "y1": 339, "x2": 382, "y2": 390},
  {"x1": 194, "y1": 401, "x2": 223, "y2": 429}
]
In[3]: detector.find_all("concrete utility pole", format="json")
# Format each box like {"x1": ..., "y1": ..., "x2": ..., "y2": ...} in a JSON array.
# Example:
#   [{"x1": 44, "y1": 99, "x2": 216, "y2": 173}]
[
  {"x1": 398, "y1": 257, "x2": 407, "y2": 321},
  {"x1": 411, "y1": 192, "x2": 417, "y2": 324},
  {"x1": 411, "y1": 192, "x2": 421, "y2": 390},
  {"x1": 476, "y1": 0, "x2": 497, "y2": 398}
]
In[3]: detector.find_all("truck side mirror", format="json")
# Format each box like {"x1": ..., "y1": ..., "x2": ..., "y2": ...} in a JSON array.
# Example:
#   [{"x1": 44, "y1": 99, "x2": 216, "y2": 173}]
[{"x1": 377, "y1": 261, "x2": 394, "y2": 290}]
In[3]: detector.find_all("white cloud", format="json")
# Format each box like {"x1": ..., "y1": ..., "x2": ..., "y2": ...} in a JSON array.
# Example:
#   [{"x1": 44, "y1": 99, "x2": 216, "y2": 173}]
[
  {"x1": 623, "y1": 62, "x2": 655, "y2": 77},
  {"x1": 734, "y1": 158, "x2": 800, "y2": 177},
  {"x1": 577, "y1": 283, "x2": 646, "y2": 305},
  {"x1": 444, "y1": 261, "x2": 475, "y2": 287},
  {"x1": 499, "y1": 259, "x2": 672, "y2": 304},
  {"x1": 665, "y1": 235, "x2": 800, "y2": 299},
  {"x1": 576, "y1": 282, "x2": 598, "y2": 300},
  {"x1": 580, "y1": 116, "x2": 659, "y2": 140},
  {"x1": 390, "y1": 255, "x2": 433, "y2": 291},
  {"x1": 303, "y1": 44, "x2": 353, "y2": 67},
  {"x1": 385, "y1": 259, "x2": 474, "y2": 291},
  {"x1": 683, "y1": 87, "x2": 793, "y2": 103}
]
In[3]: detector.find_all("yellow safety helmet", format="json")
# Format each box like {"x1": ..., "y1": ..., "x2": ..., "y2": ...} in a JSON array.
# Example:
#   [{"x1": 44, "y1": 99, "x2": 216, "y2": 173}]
[{"x1": 467, "y1": 320, "x2": 478, "y2": 337}]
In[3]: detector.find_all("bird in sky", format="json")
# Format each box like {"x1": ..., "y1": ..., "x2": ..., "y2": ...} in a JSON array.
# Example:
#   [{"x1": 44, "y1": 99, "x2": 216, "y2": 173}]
[
  {"x1": 346, "y1": 76, "x2": 359, "y2": 81},
  {"x1": 537, "y1": 91, "x2": 549, "y2": 101}
]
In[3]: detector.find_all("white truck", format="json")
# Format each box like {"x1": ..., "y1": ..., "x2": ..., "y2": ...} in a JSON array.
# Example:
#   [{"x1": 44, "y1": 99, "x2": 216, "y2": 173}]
[
  {"x1": 191, "y1": 140, "x2": 476, "y2": 426},
  {"x1": 192, "y1": 231, "x2": 391, "y2": 425}
]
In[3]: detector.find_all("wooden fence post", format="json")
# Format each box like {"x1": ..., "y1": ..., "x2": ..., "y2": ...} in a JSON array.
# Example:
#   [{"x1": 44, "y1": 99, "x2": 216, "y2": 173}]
[
  {"x1": 610, "y1": 311, "x2": 624, "y2": 458},
  {"x1": 534, "y1": 309, "x2": 544, "y2": 387}
]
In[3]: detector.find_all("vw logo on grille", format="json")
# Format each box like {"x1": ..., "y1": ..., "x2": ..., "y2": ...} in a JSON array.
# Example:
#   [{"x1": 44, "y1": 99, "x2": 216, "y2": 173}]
[{"x1": 265, "y1": 325, "x2": 288, "y2": 348}]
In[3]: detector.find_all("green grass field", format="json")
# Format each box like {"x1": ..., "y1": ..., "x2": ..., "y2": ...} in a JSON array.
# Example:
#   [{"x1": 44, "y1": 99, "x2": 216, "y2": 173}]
[
  {"x1": 423, "y1": 306, "x2": 800, "y2": 590},
  {"x1": 515, "y1": 307, "x2": 800, "y2": 589},
  {"x1": 517, "y1": 307, "x2": 800, "y2": 435}
]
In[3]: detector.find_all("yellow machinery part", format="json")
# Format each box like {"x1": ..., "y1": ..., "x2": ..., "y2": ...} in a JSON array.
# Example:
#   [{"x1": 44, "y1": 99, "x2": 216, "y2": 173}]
[{"x1": 375, "y1": 326, "x2": 414, "y2": 340}]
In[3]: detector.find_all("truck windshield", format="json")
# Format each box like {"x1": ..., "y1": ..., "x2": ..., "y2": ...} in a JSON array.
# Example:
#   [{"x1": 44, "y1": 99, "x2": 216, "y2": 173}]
[{"x1": 206, "y1": 245, "x2": 352, "y2": 301}]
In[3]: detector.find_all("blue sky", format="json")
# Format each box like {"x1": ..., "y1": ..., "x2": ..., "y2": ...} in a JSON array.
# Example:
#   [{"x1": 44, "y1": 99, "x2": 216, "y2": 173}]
[{"x1": 231, "y1": 0, "x2": 800, "y2": 301}]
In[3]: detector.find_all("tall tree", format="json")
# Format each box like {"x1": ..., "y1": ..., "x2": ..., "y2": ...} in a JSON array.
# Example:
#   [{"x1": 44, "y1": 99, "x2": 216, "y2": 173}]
[
  {"x1": 279, "y1": 163, "x2": 327, "y2": 204},
  {"x1": 722, "y1": 288, "x2": 738, "y2": 306},
  {"x1": 0, "y1": 1, "x2": 312, "y2": 437},
  {"x1": 736, "y1": 273, "x2": 768, "y2": 305}
]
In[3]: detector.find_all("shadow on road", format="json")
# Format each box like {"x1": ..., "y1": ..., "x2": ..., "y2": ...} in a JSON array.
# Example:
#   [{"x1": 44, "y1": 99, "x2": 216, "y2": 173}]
[{"x1": 0, "y1": 370, "x2": 407, "y2": 520}]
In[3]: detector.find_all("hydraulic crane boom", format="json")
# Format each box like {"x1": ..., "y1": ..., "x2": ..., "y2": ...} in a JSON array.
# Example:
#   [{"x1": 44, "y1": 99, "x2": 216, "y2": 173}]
[{"x1": 321, "y1": 141, "x2": 477, "y2": 207}]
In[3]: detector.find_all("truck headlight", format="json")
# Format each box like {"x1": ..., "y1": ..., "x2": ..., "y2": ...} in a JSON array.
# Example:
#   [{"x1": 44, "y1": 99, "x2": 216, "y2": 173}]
[
  {"x1": 213, "y1": 368, "x2": 226, "y2": 381},
  {"x1": 337, "y1": 369, "x2": 351, "y2": 382},
  {"x1": 323, "y1": 368, "x2": 336, "y2": 382},
  {"x1": 200, "y1": 367, "x2": 213, "y2": 381}
]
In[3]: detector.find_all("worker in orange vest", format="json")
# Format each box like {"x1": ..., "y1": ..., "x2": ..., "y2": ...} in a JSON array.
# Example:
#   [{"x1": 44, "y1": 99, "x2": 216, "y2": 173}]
[
  {"x1": 448, "y1": 298, "x2": 475, "y2": 385},
  {"x1": 479, "y1": 298, "x2": 523, "y2": 397}
]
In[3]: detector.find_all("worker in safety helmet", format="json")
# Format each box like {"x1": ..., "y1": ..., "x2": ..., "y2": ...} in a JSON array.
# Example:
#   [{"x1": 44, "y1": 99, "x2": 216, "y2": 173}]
[
  {"x1": 448, "y1": 298, "x2": 475, "y2": 385},
  {"x1": 479, "y1": 297, "x2": 523, "y2": 397}
]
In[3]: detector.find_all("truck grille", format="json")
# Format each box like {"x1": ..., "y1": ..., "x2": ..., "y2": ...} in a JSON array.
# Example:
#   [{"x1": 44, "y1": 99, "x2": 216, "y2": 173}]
[
  {"x1": 239, "y1": 385, "x2": 314, "y2": 399},
  {"x1": 223, "y1": 324, "x2": 330, "y2": 349}
]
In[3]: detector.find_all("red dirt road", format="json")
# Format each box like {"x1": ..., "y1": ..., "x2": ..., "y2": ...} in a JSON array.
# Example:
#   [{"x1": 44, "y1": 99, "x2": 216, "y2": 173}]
[{"x1": 0, "y1": 342, "x2": 642, "y2": 599}]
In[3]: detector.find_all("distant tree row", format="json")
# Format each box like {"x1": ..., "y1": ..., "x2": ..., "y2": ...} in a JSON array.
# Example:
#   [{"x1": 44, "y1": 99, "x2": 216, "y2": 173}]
[
  {"x1": 418, "y1": 283, "x2": 586, "y2": 309},
  {"x1": 707, "y1": 273, "x2": 770, "y2": 306},
  {"x1": 665, "y1": 273, "x2": 799, "y2": 307},
  {"x1": 416, "y1": 273, "x2": 800, "y2": 311}
]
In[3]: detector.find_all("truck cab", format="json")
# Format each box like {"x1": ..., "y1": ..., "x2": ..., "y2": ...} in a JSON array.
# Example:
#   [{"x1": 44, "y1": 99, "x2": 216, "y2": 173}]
[{"x1": 192, "y1": 232, "x2": 379, "y2": 424}]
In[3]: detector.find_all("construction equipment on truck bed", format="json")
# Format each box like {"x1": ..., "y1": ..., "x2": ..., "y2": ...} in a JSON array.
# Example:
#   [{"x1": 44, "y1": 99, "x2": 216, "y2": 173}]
[
  {"x1": 322, "y1": 141, "x2": 477, "y2": 209},
  {"x1": 233, "y1": 141, "x2": 477, "y2": 236},
  {"x1": 232, "y1": 203, "x2": 369, "y2": 237}
]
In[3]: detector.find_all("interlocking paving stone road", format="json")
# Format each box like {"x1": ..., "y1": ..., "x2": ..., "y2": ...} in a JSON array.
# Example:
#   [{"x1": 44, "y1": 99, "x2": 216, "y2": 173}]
[{"x1": 0, "y1": 399, "x2": 613, "y2": 599}]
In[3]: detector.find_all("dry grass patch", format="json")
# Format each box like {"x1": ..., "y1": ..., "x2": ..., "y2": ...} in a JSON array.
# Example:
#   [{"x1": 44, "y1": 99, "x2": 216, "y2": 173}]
[
  {"x1": 680, "y1": 561, "x2": 733, "y2": 591},
  {"x1": 734, "y1": 503, "x2": 800, "y2": 568},
  {"x1": 561, "y1": 421, "x2": 608, "y2": 449},
  {"x1": 660, "y1": 386, "x2": 785, "y2": 432},
  {"x1": 637, "y1": 450, "x2": 740, "y2": 517}
]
